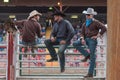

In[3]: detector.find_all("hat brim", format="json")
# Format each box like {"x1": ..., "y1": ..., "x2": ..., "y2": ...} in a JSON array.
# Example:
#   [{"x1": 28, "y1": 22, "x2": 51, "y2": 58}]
[
  {"x1": 82, "y1": 10, "x2": 97, "y2": 15},
  {"x1": 27, "y1": 13, "x2": 42, "y2": 20}
]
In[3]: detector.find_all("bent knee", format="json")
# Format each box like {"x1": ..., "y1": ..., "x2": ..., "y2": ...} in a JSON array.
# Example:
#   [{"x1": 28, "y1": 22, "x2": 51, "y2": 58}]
[
  {"x1": 58, "y1": 50, "x2": 64, "y2": 57},
  {"x1": 73, "y1": 41, "x2": 78, "y2": 46},
  {"x1": 44, "y1": 39, "x2": 50, "y2": 44}
]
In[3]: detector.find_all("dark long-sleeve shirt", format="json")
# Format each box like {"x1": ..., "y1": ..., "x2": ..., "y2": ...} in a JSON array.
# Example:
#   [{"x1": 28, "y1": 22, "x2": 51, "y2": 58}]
[
  {"x1": 14, "y1": 19, "x2": 41, "y2": 42},
  {"x1": 81, "y1": 19, "x2": 107, "y2": 38},
  {"x1": 51, "y1": 19, "x2": 75, "y2": 43}
]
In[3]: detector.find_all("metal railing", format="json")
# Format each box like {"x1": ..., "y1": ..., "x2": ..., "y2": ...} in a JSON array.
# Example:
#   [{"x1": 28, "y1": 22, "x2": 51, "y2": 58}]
[
  {"x1": 0, "y1": 32, "x2": 107, "y2": 79},
  {"x1": 14, "y1": 32, "x2": 107, "y2": 78}
]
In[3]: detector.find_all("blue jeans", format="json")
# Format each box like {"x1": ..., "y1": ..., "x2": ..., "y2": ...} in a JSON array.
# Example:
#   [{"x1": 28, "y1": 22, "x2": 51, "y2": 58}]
[
  {"x1": 73, "y1": 38, "x2": 97, "y2": 75},
  {"x1": 44, "y1": 39, "x2": 69, "y2": 69}
]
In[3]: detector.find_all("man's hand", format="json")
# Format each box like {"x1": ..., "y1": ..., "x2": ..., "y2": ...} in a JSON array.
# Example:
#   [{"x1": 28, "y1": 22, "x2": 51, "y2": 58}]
[
  {"x1": 81, "y1": 39, "x2": 86, "y2": 45},
  {"x1": 91, "y1": 36, "x2": 98, "y2": 40},
  {"x1": 60, "y1": 40, "x2": 66, "y2": 44},
  {"x1": 91, "y1": 33, "x2": 102, "y2": 40},
  {"x1": 51, "y1": 37, "x2": 56, "y2": 42}
]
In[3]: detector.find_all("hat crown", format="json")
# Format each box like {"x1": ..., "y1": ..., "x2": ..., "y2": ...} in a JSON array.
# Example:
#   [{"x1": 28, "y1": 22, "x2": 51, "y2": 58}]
[
  {"x1": 87, "y1": 8, "x2": 94, "y2": 14},
  {"x1": 29, "y1": 10, "x2": 41, "y2": 16},
  {"x1": 52, "y1": 11, "x2": 66, "y2": 17}
]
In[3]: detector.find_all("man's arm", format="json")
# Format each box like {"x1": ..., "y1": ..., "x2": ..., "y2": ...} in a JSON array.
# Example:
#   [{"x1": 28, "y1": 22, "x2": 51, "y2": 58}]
[
  {"x1": 65, "y1": 21, "x2": 75, "y2": 42},
  {"x1": 80, "y1": 23, "x2": 86, "y2": 39},
  {"x1": 36, "y1": 23, "x2": 42, "y2": 38},
  {"x1": 50, "y1": 23, "x2": 57, "y2": 38},
  {"x1": 91, "y1": 20, "x2": 107, "y2": 39},
  {"x1": 97, "y1": 21, "x2": 107, "y2": 36},
  {"x1": 14, "y1": 20, "x2": 25, "y2": 27}
]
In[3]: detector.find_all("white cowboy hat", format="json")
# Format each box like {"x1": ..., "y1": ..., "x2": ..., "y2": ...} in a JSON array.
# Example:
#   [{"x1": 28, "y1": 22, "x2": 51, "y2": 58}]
[
  {"x1": 82, "y1": 8, "x2": 97, "y2": 15},
  {"x1": 27, "y1": 10, "x2": 42, "y2": 20}
]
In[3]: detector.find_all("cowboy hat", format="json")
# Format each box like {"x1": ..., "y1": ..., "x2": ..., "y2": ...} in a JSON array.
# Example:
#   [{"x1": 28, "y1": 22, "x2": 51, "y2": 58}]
[
  {"x1": 82, "y1": 8, "x2": 97, "y2": 15},
  {"x1": 52, "y1": 11, "x2": 66, "y2": 17},
  {"x1": 27, "y1": 10, "x2": 42, "y2": 20}
]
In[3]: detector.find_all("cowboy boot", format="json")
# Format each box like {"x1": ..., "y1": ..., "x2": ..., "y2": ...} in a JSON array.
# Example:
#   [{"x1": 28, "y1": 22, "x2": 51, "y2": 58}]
[
  {"x1": 47, "y1": 57, "x2": 58, "y2": 62},
  {"x1": 84, "y1": 73, "x2": 93, "y2": 78},
  {"x1": 60, "y1": 67, "x2": 65, "y2": 73},
  {"x1": 81, "y1": 55, "x2": 90, "y2": 62}
]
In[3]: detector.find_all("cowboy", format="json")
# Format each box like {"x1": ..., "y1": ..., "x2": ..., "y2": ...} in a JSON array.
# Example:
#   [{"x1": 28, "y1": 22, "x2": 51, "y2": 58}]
[
  {"x1": 14, "y1": 10, "x2": 42, "y2": 56},
  {"x1": 44, "y1": 11, "x2": 75, "y2": 73},
  {"x1": 73, "y1": 8, "x2": 107, "y2": 77}
]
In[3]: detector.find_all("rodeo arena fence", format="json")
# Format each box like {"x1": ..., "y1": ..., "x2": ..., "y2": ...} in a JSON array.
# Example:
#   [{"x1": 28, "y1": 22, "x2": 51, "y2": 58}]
[{"x1": 0, "y1": 31, "x2": 107, "y2": 80}]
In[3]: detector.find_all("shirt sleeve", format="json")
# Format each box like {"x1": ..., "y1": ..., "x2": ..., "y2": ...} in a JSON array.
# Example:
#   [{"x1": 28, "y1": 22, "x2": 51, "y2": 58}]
[
  {"x1": 96, "y1": 21, "x2": 107, "y2": 35},
  {"x1": 81, "y1": 23, "x2": 86, "y2": 38},
  {"x1": 36, "y1": 23, "x2": 42, "y2": 38},
  {"x1": 65, "y1": 21, "x2": 75, "y2": 42},
  {"x1": 14, "y1": 20, "x2": 25, "y2": 27},
  {"x1": 50, "y1": 23, "x2": 57, "y2": 38}
]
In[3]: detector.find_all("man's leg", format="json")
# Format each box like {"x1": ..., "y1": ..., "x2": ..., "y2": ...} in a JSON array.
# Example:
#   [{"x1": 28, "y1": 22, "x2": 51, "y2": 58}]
[
  {"x1": 21, "y1": 41, "x2": 28, "y2": 57},
  {"x1": 58, "y1": 44, "x2": 68, "y2": 73},
  {"x1": 85, "y1": 38, "x2": 97, "y2": 77},
  {"x1": 73, "y1": 40, "x2": 90, "y2": 58},
  {"x1": 26, "y1": 41, "x2": 36, "y2": 57},
  {"x1": 44, "y1": 39, "x2": 58, "y2": 62}
]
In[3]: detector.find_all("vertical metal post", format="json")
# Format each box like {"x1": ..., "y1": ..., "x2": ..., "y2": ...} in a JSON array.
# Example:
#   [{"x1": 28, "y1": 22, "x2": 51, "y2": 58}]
[
  {"x1": 7, "y1": 33, "x2": 14, "y2": 80},
  {"x1": 16, "y1": 32, "x2": 20, "y2": 77}
]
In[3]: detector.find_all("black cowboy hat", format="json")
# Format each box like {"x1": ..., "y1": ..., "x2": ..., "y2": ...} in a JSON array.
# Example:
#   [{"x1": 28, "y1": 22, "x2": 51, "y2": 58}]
[{"x1": 52, "y1": 11, "x2": 66, "y2": 17}]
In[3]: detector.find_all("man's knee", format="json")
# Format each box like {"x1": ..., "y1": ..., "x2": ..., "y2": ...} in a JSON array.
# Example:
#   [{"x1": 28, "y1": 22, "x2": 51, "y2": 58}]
[
  {"x1": 44, "y1": 39, "x2": 51, "y2": 44},
  {"x1": 73, "y1": 41, "x2": 79, "y2": 47},
  {"x1": 58, "y1": 50, "x2": 64, "y2": 57}
]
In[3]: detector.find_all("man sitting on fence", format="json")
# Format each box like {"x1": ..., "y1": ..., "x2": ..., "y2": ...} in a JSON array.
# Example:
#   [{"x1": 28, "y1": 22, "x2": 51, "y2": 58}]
[
  {"x1": 14, "y1": 10, "x2": 42, "y2": 57},
  {"x1": 44, "y1": 11, "x2": 75, "y2": 73}
]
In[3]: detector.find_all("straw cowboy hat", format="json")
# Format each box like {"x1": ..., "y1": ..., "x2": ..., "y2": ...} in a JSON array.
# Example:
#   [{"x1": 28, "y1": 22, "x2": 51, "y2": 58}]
[
  {"x1": 52, "y1": 11, "x2": 66, "y2": 17},
  {"x1": 82, "y1": 8, "x2": 97, "y2": 15},
  {"x1": 27, "y1": 10, "x2": 42, "y2": 20}
]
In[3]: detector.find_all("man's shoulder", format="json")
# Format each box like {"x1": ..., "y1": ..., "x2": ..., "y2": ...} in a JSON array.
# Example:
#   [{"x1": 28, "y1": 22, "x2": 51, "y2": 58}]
[
  {"x1": 93, "y1": 19, "x2": 104, "y2": 25},
  {"x1": 63, "y1": 20, "x2": 72, "y2": 26},
  {"x1": 53, "y1": 22, "x2": 58, "y2": 26},
  {"x1": 64, "y1": 20, "x2": 70, "y2": 23},
  {"x1": 93, "y1": 19, "x2": 100, "y2": 23}
]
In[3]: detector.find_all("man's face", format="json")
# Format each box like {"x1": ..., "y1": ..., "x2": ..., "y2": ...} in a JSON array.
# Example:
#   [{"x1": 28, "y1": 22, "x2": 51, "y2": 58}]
[
  {"x1": 54, "y1": 15, "x2": 59, "y2": 21},
  {"x1": 86, "y1": 14, "x2": 93, "y2": 19},
  {"x1": 34, "y1": 15, "x2": 40, "y2": 21}
]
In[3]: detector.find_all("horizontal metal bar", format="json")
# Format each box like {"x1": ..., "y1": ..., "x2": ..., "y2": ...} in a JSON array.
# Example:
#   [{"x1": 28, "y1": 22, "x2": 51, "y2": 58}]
[
  {"x1": 18, "y1": 52, "x2": 81, "y2": 55},
  {"x1": 18, "y1": 44, "x2": 75, "y2": 48},
  {"x1": 0, "y1": 44, "x2": 7, "y2": 46},
  {"x1": 18, "y1": 60, "x2": 46, "y2": 62},
  {"x1": 18, "y1": 44, "x2": 106, "y2": 47},
  {"x1": 18, "y1": 52, "x2": 106, "y2": 55},
  {"x1": 0, "y1": 60, "x2": 7, "y2": 62},
  {"x1": 0, "y1": 52, "x2": 7, "y2": 54},
  {"x1": 0, "y1": 68, "x2": 6, "y2": 69},
  {"x1": 17, "y1": 75, "x2": 106, "y2": 79},
  {"x1": 18, "y1": 60, "x2": 106, "y2": 62},
  {"x1": 16, "y1": 67, "x2": 105, "y2": 70},
  {"x1": 18, "y1": 76, "x2": 84, "y2": 79}
]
